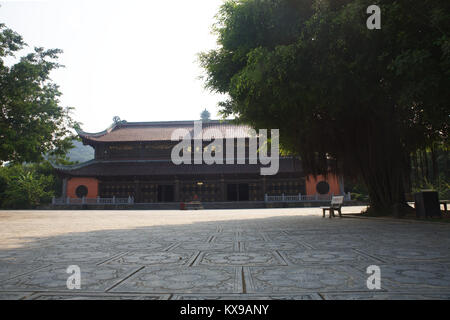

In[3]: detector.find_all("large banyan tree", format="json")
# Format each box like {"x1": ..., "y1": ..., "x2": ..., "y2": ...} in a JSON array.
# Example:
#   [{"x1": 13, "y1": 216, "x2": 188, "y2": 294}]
[{"x1": 199, "y1": 0, "x2": 449, "y2": 215}]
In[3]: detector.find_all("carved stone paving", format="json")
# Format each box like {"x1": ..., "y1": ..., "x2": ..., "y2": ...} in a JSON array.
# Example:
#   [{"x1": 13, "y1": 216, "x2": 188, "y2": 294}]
[
  {"x1": 171, "y1": 293, "x2": 322, "y2": 300},
  {"x1": 156, "y1": 235, "x2": 211, "y2": 243},
  {"x1": 0, "y1": 292, "x2": 33, "y2": 300},
  {"x1": 355, "y1": 247, "x2": 450, "y2": 263},
  {"x1": 171, "y1": 242, "x2": 237, "y2": 252},
  {"x1": 109, "y1": 242, "x2": 174, "y2": 252},
  {"x1": 278, "y1": 249, "x2": 380, "y2": 265},
  {"x1": 245, "y1": 266, "x2": 371, "y2": 293},
  {"x1": 30, "y1": 251, "x2": 122, "y2": 264},
  {"x1": 0, "y1": 207, "x2": 450, "y2": 299},
  {"x1": 110, "y1": 266, "x2": 242, "y2": 293},
  {"x1": 321, "y1": 292, "x2": 450, "y2": 300},
  {"x1": 361, "y1": 263, "x2": 450, "y2": 292},
  {"x1": 0, "y1": 263, "x2": 50, "y2": 282},
  {"x1": 106, "y1": 251, "x2": 198, "y2": 266},
  {"x1": 25, "y1": 292, "x2": 171, "y2": 300},
  {"x1": 241, "y1": 242, "x2": 305, "y2": 252},
  {"x1": 195, "y1": 252, "x2": 286, "y2": 267},
  {"x1": 0, "y1": 264, "x2": 141, "y2": 292}
]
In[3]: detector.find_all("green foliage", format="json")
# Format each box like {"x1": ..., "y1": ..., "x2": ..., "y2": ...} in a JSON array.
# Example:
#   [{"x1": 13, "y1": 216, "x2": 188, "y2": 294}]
[
  {"x1": 351, "y1": 192, "x2": 369, "y2": 202},
  {"x1": 411, "y1": 143, "x2": 449, "y2": 189},
  {"x1": 412, "y1": 176, "x2": 450, "y2": 201},
  {"x1": 0, "y1": 161, "x2": 58, "y2": 209},
  {"x1": 345, "y1": 177, "x2": 369, "y2": 202},
  {"x1": 0, "y1": 22, "x2": 78, "y2": 208},
  {"x1": 200, "y1": 0, "x2": 450, "y2": 215},
  {"x1": 0, "y1": 23, "x2": 78, "y2": 165}
]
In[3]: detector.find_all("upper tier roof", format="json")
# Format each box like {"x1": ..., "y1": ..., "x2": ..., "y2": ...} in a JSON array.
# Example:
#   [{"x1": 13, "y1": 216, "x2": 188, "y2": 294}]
[{"x1": 77, "y1": 120, "x2": 255, "y2": 143}]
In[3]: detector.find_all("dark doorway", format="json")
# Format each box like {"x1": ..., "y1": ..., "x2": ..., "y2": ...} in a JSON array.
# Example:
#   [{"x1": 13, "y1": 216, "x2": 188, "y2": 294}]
[
  {"x1": 239, "y1": 183, "x2": 249, "y2": 201},
  {"x1": 157, "y1": 185, "x2": 174, "y2": 202},
  {"x1": 227, "y1": 184, "x2": 238, "y2": 201},
  {"x1": 227, "y1": 184, "x2": 249, "y2": 201}
]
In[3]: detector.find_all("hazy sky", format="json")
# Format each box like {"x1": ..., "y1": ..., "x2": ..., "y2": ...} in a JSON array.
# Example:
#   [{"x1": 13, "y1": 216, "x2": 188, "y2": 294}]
[{"x1": 0, "y1": 0, "x2": 227, "y2": 132}]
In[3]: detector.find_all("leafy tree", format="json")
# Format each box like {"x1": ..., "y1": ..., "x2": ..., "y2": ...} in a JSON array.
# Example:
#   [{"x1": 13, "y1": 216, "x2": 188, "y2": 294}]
[
  {"x1": 200, "y1": 0, "x2": 449, "y2": 215},
  {"x1": 0, "y1": 166, "x2": 8, "y2": 205},
  {"x1": 411, "y1": 144, "x2": 449, "y2": 187},
  {"x1": 0, "y1": 163, "x2": 55, "y2": 209},
  {"x1": 0, "y1": 23, "x2": 77, "y2": 165}
]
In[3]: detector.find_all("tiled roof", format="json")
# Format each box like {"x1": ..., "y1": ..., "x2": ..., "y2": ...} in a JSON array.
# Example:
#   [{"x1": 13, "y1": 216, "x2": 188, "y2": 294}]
[
  {"x1": 78, "y1": 120, "x2": 255, "y2": 143},
  {"x1": 55, "y1": 158, "x2": 302, "y2": 177}
]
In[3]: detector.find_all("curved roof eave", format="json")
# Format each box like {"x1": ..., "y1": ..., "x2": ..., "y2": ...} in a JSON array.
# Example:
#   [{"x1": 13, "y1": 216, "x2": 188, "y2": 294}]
[
  {"x1": 50, "y1": 159, "x2": 98, "y2": 172},
  {"x1": 76, "y1": 122, "x2": 119, "y2": 139}
]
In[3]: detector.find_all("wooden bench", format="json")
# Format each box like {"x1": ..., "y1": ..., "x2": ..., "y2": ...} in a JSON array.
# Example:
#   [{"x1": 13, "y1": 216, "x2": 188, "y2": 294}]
[
  {"x1": 440, "y1": 200, "x2": 449, "y2": 214},
  {"x1": 321, "y1": 196, "x2": 344, "y2": 218}
]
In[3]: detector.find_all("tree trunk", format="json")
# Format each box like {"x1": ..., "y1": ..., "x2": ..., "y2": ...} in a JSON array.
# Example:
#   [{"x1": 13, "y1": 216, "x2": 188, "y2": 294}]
[
  {"x1": 430, "y1": 145, "x2": 438, "y2": 183},
  {"x1": 357, "y1": 119, "x2": 411, "y2": 216},
  {"x1": 363, "y1": 166, "x2": 408, "y2": 216}
]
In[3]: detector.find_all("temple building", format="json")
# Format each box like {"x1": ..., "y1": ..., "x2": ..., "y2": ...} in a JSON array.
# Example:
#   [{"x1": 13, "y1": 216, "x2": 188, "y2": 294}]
[{"x1": 54, "y1": 120, "x2": 344, "y2": 204}]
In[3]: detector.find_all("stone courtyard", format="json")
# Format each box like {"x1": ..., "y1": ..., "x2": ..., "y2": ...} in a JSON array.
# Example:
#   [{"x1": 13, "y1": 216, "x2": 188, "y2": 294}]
[{"x1": 0, "y1": 207, "x2": 449, "y2": 300}]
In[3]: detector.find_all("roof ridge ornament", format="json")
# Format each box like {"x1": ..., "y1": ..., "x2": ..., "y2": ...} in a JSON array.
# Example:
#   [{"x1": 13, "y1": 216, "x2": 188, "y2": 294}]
[
  {"x1": 113, "y1": 116, "x2": 127, "y2": 128},
  {"x1": 76, "y1": 117, "x2": 128, "y2": 138}
]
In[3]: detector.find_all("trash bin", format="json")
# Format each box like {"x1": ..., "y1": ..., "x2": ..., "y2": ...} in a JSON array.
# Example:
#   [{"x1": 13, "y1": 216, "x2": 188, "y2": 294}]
[{"x1": 414, "y1": 191, "x2": 441, "y2": 218}]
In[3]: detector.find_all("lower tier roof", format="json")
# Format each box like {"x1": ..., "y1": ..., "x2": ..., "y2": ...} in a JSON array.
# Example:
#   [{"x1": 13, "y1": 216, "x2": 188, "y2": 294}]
[{"x1": 54, "y1": 158, "x2": 302, "y2": 177}]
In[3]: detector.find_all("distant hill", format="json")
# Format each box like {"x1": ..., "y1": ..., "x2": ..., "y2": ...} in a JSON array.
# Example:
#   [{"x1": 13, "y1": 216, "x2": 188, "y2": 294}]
[{"x1": 67, "y1": 140, "x2": 94, "y2": 163}]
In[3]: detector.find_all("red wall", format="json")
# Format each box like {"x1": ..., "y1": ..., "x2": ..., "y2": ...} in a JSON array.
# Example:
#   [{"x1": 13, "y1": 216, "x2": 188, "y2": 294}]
[
  {"x1": 67, "y1": 177, "x2": 99, "y2": 198},
  {"x1": 305, "y1": 174, "x2": 342, "y2": 195}
]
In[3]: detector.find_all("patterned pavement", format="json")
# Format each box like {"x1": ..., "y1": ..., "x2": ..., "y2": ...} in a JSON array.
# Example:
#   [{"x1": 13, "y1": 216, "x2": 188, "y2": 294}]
[{"x1": 0, "y1": 207, "x2": 449, "y2": 300}]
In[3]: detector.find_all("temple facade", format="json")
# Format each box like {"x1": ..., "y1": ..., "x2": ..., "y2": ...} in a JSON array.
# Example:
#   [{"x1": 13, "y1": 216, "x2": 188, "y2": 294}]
[{"x1": 54, "y1": 120, "x2": 344, "y2": 203}]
